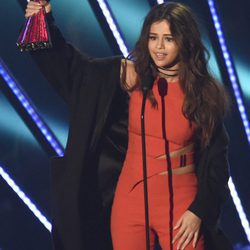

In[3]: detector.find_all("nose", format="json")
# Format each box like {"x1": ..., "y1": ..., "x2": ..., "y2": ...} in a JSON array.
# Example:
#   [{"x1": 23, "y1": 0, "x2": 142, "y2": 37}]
[{"x1": 156, "y1": 38, "x2": 164, "y2": 49}]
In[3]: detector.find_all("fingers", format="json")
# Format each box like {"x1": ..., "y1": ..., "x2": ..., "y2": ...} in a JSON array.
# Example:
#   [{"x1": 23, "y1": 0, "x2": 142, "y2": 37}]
[
  {"x1": 172, "y1": 225, "x2": 185, "y2": 244},
  {"x1": 40, "y1": 1, "x2": 48, "y2": 5},
  {"x1": 25, "y1": 1, "x2": 51, "y2": 19},
  {"x1": 173, "y1": 217, "x2": 183, "y2": 243},
  {"x1": 177, "y1": 232, "x2": 194, "y2": 250},
  {"x1": 192, "y1": 230, "x2": 200, "y2": 248},
  {"x1": 173, "y1": 224, "x2": 193, "y2": 250},
  {"x1": 173, "y1": 217, "x2": 182, "y2": 230},
  {"x1": 174, "y1": 227, "x2": 200, "y2": 250},
  {"x1": 27, "y1": 1, "x2": 43, "y2": 9},
  {"x1": 25, "y1": 2, "x2": 42, "y2": 18},
  {"x1": 173, "y1": 211, "x2": 201, "y2": 250}
]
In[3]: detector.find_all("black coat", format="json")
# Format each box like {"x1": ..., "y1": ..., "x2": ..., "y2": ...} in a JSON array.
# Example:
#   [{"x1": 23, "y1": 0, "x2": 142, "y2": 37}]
[{"x1": 31, "y1": 13, "x2": 233, "y2": 250}]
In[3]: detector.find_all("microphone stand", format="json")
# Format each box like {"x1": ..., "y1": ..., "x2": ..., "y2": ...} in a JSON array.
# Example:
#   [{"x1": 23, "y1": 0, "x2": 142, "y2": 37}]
[
  {"x1": 140, "y1": 76, "x2": 174, "y2": 250},
  {"x1": 158, "y1": 78, "x2": 174, "y2": 250},
  {"x1": 141, "y1": 89, "x2": 150, "y2": 250}
]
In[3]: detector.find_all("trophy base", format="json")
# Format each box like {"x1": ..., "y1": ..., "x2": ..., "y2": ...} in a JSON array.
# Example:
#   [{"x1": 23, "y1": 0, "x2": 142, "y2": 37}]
[{"x1": 17, "y1": 41, "x2": 52, "y2": 52}]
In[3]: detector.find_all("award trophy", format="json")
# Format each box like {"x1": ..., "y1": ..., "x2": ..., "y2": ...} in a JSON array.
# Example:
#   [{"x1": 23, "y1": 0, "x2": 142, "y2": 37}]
[{"x1": 17, "y1": 0, "x2": 52, "y2": 52}]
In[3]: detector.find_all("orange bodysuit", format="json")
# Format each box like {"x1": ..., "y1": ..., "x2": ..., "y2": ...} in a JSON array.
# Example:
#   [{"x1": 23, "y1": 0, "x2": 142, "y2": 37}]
[{"x1": 111, "y1": 78, "x2": 204, "y2": 250}]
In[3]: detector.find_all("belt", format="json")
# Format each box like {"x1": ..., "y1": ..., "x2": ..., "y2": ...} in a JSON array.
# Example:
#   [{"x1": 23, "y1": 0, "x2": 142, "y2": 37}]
[
  {"x1": 158, "y1": 164, "x2": 195, "y2": 175},
  {"x1": 154, "y1": 151, "x2": 194, "y2": 168},
  {"x1": 156, "y1": 143, "x2": 195, "y2": 175}
]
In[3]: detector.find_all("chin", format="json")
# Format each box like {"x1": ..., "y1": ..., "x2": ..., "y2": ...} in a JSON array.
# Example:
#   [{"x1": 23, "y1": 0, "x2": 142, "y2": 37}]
[
  {"x1": 154, "y1": 61, "x2": 171, "y2": 68},
  {"x1": 152, "y1": 58, "x2": 179, "y2": 70}
]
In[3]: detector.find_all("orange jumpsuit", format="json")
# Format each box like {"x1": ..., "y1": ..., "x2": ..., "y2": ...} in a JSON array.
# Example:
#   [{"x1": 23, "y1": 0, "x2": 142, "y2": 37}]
[{"x1": 111, "y1": 78, "x2": 204, "y2": 250}]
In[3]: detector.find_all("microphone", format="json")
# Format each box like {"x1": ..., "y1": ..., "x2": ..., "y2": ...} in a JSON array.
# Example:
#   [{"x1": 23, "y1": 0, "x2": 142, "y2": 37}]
[{"x1": 157, "y1": 77, "x2": 168, "y2": 97}]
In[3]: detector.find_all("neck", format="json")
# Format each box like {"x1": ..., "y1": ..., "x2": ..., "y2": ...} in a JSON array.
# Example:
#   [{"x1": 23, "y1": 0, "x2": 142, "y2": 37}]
[
  {"x1": 157, "y1": 67, "x2": 179, "y2": 82},
  {"x1": 158, "y1": 65, "x2": 178, "y2": 72}
]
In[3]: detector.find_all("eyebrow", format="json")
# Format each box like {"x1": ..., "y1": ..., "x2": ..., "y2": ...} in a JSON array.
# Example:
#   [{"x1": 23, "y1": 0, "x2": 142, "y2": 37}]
[{"x1": 149, "y1": 32, "x2": 173, "y2": 36}]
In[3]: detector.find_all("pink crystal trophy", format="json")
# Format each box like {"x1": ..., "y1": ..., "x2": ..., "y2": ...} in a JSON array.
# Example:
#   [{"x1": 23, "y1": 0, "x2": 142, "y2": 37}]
[{"x1": 17, "y1": 0, "x2": 52, "y2": 52}]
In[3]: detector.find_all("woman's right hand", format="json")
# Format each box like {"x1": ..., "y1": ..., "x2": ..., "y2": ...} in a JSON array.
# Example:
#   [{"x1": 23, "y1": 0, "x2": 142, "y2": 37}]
[{"x1": 25, "y1": 0, "x2": 52, "y2": 19}]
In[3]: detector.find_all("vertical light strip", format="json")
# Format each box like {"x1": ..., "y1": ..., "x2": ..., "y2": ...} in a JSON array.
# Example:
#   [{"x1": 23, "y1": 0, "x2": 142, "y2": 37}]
[
  {"x1": 229, "y1": 177, "x2": 250, "y2": 242},
  {"x1": 207, "y1": 0, "x2": 250, "y2": 243},
  {"x1": 0, "y1": 59, "x2": 64, "y2": 156},
  {"x1": 0, "y1": 165, "x2": 51, "y2": 232},
  {"x1": 96, "y1": 0, "x2": 129, "y2": 57},
  {"x1": 208, "y1": 0, "x2": 250, "y2": 144}
]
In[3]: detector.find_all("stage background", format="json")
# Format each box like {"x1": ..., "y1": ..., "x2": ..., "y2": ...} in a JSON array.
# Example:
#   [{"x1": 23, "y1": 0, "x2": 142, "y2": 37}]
[{"x1": 0, "y1": 0, "x2": 249, "y2": 249}]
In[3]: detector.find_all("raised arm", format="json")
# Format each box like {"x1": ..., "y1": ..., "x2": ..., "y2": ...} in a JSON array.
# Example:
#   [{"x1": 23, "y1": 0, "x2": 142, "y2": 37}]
[{"x1": 25, "y1": 1, "x2": 90, "y2": 103}]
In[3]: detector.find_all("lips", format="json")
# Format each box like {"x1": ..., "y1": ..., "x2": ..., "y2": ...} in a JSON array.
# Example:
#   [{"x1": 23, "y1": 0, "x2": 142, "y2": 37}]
[{"x1": 155, "y1": 52, "x2": 167, "y2": 60}]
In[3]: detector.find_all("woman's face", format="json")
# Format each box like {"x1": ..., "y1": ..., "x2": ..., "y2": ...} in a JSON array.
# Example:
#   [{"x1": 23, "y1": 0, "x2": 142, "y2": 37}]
[{"x1": 148, "y1": 20, "x2": 180, "y2": 70}]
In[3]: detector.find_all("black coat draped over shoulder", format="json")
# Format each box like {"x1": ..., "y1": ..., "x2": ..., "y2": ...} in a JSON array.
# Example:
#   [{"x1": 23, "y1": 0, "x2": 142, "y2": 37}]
[{"x1": 30, "y1": 13, "x2": 233, "y2": 250}]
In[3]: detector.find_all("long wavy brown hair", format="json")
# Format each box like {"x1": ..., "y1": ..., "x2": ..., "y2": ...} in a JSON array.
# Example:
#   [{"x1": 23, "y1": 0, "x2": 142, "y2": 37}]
[{"x1": 121, "y1": 2, "x2": 229, "y2": 148}]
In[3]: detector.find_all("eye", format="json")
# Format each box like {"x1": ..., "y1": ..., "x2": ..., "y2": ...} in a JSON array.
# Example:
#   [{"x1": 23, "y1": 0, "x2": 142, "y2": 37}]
[
  {"x1": 165, "y1": 37, "x2": 174, "y2": 42},
  {"x1": 149, "y1": 36, "x2": 157, "y2": 40}
]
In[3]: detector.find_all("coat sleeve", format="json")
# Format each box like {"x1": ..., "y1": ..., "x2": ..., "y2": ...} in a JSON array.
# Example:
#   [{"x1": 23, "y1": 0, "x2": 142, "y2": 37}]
[
  {"x1": 30, "y1": 12, "x2": 90, "y2": 103},
  {"x1": 188, "y1": 123, "x2": 231, "y2": 229}
]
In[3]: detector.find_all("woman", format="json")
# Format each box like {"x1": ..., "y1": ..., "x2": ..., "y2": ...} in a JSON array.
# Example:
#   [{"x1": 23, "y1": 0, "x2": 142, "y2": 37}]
[{"x1": 25, "y1": 2, "x2": 232, "y2": 250}]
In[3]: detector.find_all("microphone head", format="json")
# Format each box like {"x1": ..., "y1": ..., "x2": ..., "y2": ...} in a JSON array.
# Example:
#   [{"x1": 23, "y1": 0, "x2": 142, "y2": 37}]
[{"x1": 157, "y1": 78, "x2": 168, "y2": 97}]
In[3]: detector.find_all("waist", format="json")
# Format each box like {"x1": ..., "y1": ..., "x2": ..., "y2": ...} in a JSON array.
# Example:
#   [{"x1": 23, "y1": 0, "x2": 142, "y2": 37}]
[
  {"x1": 123, "y1": 151, "x2": 194, "y2": 172},
  {"x1": 127, "y1": 131, "x2": 194, "y2": 158},
  {"x1": 123, "y1": 131, "x2": 196, "y2": 178}
]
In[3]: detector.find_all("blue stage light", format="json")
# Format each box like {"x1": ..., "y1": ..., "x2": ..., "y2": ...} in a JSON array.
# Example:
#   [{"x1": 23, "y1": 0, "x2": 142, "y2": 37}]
[
  {"x1": 0, "y1": 165, "x2": 51, "y2": 232},
  {"x1": 0, "y1": 58, "x2": 63, "y2": 232},
  {"x1": 96, "y1": 0, "x2": 129, "y2": 57},
  {"x1": 0, "y1": 59, "x2": 64, "y2": 157},
  {"x1": 1, "y1": 0, "x2": 248, "y2": 241},
  {"x1": 208, "y1": 0, "x2": 250, "y2": 144},
  {"x1": 229, "y1": 177, "x2": 250, "y2": 242},
  {"x1": 208, "y1": 0, "x2": 250, "y2": 242}
]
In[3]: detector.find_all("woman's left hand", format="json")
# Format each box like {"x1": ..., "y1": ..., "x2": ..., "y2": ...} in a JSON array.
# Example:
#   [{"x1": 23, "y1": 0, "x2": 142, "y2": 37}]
[{"x1": 172, "y1": 210, "x2": 201, "y2": 250}]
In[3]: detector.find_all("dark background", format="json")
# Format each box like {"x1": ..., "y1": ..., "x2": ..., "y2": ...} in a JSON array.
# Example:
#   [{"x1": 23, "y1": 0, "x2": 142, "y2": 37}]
[{"x1": 0, "y1": 0, "x2": 249, "y2": 249}]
